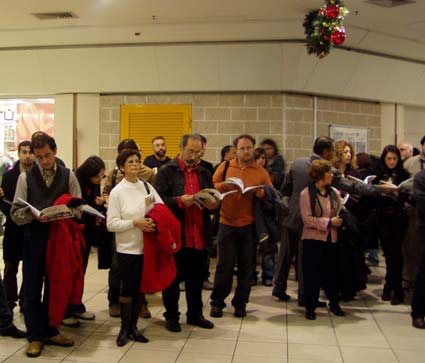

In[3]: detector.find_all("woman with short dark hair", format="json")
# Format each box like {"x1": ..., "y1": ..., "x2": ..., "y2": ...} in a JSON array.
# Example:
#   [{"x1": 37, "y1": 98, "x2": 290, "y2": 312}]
[
  {"x1": 107, "y1": 149, "x2": 163, "y2": 346},
  {"x1": 300, "y1": 160, "x2": 344, "y2": 320}
]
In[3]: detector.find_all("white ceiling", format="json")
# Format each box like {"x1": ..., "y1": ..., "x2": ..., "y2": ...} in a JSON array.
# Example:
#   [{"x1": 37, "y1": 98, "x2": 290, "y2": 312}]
[{"x1": 0, "y1": 0, "x2": 424, "y2": 62}]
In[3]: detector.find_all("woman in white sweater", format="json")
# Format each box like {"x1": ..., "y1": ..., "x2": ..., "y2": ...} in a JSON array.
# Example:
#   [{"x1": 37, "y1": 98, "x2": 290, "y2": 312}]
[{"x1": 107, "y1": 149, "x2": 163, "y2": 347}]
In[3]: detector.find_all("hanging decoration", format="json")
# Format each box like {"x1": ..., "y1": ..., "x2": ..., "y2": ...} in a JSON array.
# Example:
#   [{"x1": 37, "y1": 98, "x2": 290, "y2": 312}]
[{"x1": 303, "y1": 0, "x2": 349, "y2": 58}]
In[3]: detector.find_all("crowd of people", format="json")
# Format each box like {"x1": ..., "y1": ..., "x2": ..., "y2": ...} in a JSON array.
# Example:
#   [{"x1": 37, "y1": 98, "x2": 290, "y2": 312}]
[{"x1": 1, "y1": 130, "x2": 425, "y2": 358}]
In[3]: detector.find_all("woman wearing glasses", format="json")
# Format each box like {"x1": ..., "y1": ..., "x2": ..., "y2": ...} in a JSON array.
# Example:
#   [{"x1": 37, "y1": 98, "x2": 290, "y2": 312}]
[{"x1": 107, "y1": 149, "x2": 163, "y2": 346}]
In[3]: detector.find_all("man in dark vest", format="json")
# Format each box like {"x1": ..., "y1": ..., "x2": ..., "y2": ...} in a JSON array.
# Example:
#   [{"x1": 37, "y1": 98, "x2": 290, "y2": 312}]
[
  {"x1": 0, "y1": 140, "x2": 34, "y2": 313},
  {"x1": 11, "y1": 132, "x2": 81, "y2": 358}
]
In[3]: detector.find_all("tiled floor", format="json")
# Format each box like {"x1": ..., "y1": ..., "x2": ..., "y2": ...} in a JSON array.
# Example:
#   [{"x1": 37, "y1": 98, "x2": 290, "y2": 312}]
[{"x1": 0, "y1": 251, "x2": 424, "y2": 362}]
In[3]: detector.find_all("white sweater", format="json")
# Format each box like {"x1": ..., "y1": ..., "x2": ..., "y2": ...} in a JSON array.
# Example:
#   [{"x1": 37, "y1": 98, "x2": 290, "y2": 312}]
[{"x1": 107, "y1": 178, "x2": 163, "y2": 255}]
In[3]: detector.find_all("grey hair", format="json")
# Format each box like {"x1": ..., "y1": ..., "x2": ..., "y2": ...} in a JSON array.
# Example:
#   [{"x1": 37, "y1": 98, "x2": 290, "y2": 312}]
[{"x1": 180, "y1": 133, "x2": 203, "y2": 148}]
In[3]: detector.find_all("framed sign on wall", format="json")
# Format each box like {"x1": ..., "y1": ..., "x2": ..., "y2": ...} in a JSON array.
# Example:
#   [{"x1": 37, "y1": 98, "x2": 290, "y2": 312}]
[{"x1": 329, "y1": 125, "x2": 369, "y2": 153}]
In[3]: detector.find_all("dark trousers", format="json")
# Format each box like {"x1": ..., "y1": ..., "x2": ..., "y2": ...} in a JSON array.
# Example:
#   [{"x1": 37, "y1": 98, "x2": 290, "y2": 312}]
[
  {"x1": 162, "y1": 248, "x2": 208, "y2": 321},
  {"x1": 411, "y1": 226, "x2": 425, "y2": 318},
  {"x1": 0, "y1": 273, "x2": 13, "y2": 331},
  {"x1": 3, "y1": 260, "x2": 24, "y2": 310},
  {"x1": 116, "y1": 253, "x2": 144, "y2": 298},
  {"x1": 303, "y1": 239, "x2": 338, "y2": 311},
  {"x1": 22, "y1": 226, "x2": 59, "y2": 342},
  {"x1": 380, "y1": 214, "x2": 407, "y2": 296},
  {"x1": 273, "y1": 226, "x2": 299, "y2": 295},
  {"x1": 211, "y1": 224, "x2": 254, "y2": 308},
  {"x1": 108, "y1": 241, "x2": 121, "y2": 306}
]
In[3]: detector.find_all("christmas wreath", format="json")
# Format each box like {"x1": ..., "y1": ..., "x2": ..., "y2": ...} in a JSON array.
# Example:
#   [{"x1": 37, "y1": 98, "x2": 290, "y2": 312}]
[{"x1": 303, "y1": 0, "x2": 349, "y2": 58}]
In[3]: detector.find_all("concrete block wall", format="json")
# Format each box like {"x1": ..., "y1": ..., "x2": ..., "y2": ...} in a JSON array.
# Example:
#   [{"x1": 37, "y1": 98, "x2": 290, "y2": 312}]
[{"x1": 99, "y1": 93, "x2": 381, "y2": 171}]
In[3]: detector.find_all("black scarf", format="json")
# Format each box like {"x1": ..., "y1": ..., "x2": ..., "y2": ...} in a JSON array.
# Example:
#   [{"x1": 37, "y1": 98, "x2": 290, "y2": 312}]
[{"x1": 308, "y1": 182, "x2": 340, "y2": 218}]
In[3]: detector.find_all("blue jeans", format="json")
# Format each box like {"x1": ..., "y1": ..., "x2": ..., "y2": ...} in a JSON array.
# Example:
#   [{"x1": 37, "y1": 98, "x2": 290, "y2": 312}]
[{"x1": 0, "y1": 273, "x2": 13, "y2": 331}]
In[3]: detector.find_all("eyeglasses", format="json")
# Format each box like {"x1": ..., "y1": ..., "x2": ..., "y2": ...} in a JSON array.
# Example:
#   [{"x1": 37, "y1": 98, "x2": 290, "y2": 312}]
[{"x1": 186, "y1": 149, "x2": 203, "y2": 156}]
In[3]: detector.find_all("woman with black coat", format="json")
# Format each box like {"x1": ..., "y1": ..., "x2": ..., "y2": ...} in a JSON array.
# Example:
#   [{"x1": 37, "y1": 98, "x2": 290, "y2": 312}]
[{"x1": 373, "y1": 145, "x2": 411, "y2": 305}]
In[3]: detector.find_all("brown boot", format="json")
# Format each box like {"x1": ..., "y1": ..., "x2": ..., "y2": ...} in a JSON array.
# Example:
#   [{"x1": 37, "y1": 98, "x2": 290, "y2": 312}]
[
  {"x1": 109, "y1": 304, "x2": 120, "y2": 318},
  {"x1": 26, "y1": 341, "x2": 44, "y2": 357},
  {"x1": 45, "y1": 334, "x2": 74, "y2": 347}
]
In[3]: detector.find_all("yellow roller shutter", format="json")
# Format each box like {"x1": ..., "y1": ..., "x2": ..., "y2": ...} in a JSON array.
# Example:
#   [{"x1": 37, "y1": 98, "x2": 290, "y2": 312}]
[{"x1": 120, "y1": 104, "x2": 192, "y2": 160}]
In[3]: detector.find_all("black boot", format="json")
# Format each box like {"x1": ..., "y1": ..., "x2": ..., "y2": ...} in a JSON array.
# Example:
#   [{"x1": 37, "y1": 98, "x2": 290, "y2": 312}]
[
  {"x1": 116, "y1": 297, "x2": 132, "y2": 347},
  {"x1": 129, "y1": 294, "x2": 149, "y2": 343}
]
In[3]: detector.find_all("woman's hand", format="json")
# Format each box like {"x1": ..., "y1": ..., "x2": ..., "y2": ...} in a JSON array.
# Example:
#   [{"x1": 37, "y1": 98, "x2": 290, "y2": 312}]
[
  {"x1": 133, "y1": 217, "x2": 156, "y2": 233},
  {"x1": 331, "y1": 216, "x2": 343, "y2": 227},
  {"x1": 95, "y1": 196, "x2": 105, "y2": 206}
]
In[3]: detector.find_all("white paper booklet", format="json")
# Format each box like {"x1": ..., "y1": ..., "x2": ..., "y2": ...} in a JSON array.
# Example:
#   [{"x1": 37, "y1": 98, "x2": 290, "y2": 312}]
[
  {"x1": 18, "y1": 198, "x2": 74, "y2": 221},
  {"x1": 225, "y1": 177, "x2": 263, "y2": 194},
  {"x1": 347, "y1": 175, "x2": 376, "y2": 184}
]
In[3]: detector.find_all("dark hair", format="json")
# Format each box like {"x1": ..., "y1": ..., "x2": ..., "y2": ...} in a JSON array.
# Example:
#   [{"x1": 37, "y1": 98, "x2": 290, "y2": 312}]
[
  {"x1": 356, "y1": 152, "x2": 371, "y2": 170},
  {"x1": 220, "y1": 145, "x2": 232, "y2": 161},
  {"x1": 413, "y1": 147, "x2": 420, "y2": 156},
  {"x1": 116, "y1": 149, "x2": 141, "y2": 171},
  {"x1": 200, "y1": 134, "x2": 207, "y2": 146},
  {"x1": 117, "y1": 138, "x2": 138, "y2": 153},
  {"x1": 420, "y1": 136, "x2": 425, "y2": 146},
  {"x1": 313, "y1": 136, "x2": 334, "y2": 156},
  {"x1": 180, "y1": 133, "x2": 202, "y2": 149},
  {"x1": 18, "y1": 140, "x2": 31, "y2": 153},
  {"x1": 260, "y1": 138, "x2": 279, "y2": 155},
  {"x1": 254, "y1": 147, "x2": 267, "y2": 161},
  {"x1": 380, "y1": 145, "x2": 403, "y2": 170},
  {"x1": 76, "y1": 156, "x2": 105, "y2": 188},
  {"x1": 309, "y1": 159, "x2": 333, "y2": 182},
  {"x1": 233, "y1": 134, "x2": 256, "y2": 148},
  {"x1": 30, "y1": 131, "x2": 56, "y2": 152},
  {"x1": 152, "y1": 136, "x2": 165, "y2": 144}
]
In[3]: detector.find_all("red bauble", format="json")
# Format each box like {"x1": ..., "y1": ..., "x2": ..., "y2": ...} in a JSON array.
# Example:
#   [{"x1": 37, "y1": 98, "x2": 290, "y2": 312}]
[
  {"x1": 326, "y1": 4, "x2": 339, "y2": 19},
  {"x1": 331, "y1": 27, "x2": 346, "y2": 45}
]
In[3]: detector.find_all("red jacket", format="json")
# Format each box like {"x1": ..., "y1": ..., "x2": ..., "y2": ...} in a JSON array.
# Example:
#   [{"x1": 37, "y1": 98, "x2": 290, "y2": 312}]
[
  {"x1": 46, "y1": 194, "x2": 86, "y2": 328},
  {"x1": 141, "y1": 204, "x2": 181, "y2": 293}
]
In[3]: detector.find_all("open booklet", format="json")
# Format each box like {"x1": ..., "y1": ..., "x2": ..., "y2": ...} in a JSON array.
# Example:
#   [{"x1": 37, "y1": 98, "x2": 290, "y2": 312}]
[
  {"x1": 193, "y1": 188, "x2": 237, "y2": 209},
  {"x1": 18, "y1": 198, "x2": 105, "y2": 222},
  {"x1": 347, "y1": 175, "x2": 376, "y2": 184},
  {"x1": 336, "y1": 193, "x2": 350, "y2": 216},
  {"x1": 225, "y1": 177, "x2": 263, "y2": 194},
  {"x1": 379, "y1": 177, "x2": 414, "y2": 192}
]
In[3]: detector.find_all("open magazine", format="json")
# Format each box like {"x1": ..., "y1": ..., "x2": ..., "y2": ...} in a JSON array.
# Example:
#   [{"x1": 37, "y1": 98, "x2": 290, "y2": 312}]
[
  {"x1": 336, "y1": 193, "x2": 350, "y2": 216},
  {"x1": 193, "y1": 188, "x2": 236, "y2": 209},
  {"x1": 225, "y1": 177, "x2": 263, "y2": 194},
  {"x1": 347, "y1": 175, "x2": 376, "y2": 184},
  {"x1": 18, "y1": 198, "x2": 105, "y2": 222},
  {"x1": 379, "y1": 177, "x2": 414, "y2": 192}
]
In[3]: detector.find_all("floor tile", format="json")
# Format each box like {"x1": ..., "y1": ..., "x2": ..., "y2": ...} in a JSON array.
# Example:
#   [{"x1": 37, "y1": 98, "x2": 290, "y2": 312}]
[
  {"x1": 234, "y1": 341, "x2": 286, "y2": 358},
  {"x1": 288, "y1": 343, "x2": 342, "y2": 362},
  {"x1": 340, "y1": 346, "x2": 398, "y2": 362},
  {"x1": 181, "y1": 338, "x2": 236, "y2": 355},
  {"x1": 119, "y1": 349, "x2": 179, "y2": 363},
  {"x1": 176, "y1": 352, "x2": 233, "y2": 362}
]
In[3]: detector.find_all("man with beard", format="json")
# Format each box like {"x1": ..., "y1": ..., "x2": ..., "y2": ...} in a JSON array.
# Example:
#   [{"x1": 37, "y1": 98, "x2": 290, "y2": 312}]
[
  {"x1": 0, "y1": 141, "x2": 35, "y2": 313},
  {"x1": 154, "y1": 133, "x2": 217, "y2": 332},
  {"x1": 143, "y1": 136, "x2": 171, "y2": 170},
  {"x1": 210, "y1": 134, "x2": 273, "y2": 318}
]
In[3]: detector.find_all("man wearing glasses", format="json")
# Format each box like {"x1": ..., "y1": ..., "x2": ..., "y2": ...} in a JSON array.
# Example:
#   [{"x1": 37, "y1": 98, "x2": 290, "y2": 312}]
[{"x1": 154, "y1": 133, "x2": 218, "y2": 332}]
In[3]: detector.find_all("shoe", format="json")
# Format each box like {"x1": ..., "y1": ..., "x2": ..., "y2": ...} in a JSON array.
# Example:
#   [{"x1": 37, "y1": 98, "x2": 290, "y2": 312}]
[
  {"x1": 203, "y1": 279, "x2": 213, "y2": 290},
  {"x1": 73, "y1": 311, "x2": 96, "y2": 320},
  {"x1": 187, "y1": 316, "x2": 214, "y2": 329},
  {"x1": 109, "y1": 305, "x2": 120, "y2": 318},
  {"x1": 262, "y1": 279, "x2": 273, "y2": 287},
  {"x1": 412, "y1": 317, "x2": 425, "y2": 329},
  {"x1": 381, "y1": 291, "x2": 391, "y2": 301},
  {"x1": 210, "y1": 306, "x2": 223, "y2": 318},
  {"x1": 234, "y1": 305, "x2": 247, "y2": 318},
  {"x1": 61, "y1": 317, "x2": 80, "y2": 327},
  {"x1": 390, "y1": 295, "x2": 403, "y2": 305},
  {"x1": 329, "y1": 303, "x2": 345, "y2": 316},
  {"x1": 165, "y1": 319, "x2": 181, "y2": 332},
  {"x1": 139, "y1": 304, "x2": 152, "y2": 319},
  {"x1": 305, "y1": 310, "x2": 316, "y2": 320},
  {"x1": 0, "y1": 324, "x2": 26, "y2": 338},
  {"x1": 45, "y1": 334, "x2": 74, "y2": 347},
  {"x1": 272, "y1": 291, "x2": 291, "y2": 301},
  {"x1": 26, "y1": 341, "x2": 43, "y2": 357}
]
